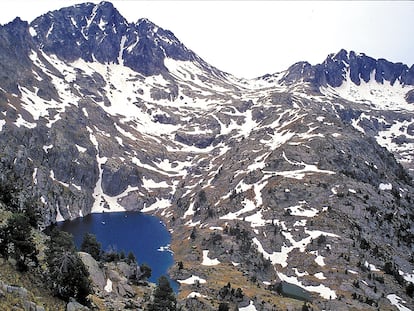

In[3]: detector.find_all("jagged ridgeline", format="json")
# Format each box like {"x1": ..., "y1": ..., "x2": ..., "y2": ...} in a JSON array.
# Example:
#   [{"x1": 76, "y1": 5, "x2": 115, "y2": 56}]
[{"x1": 0, "y1": 1, "x2": 413, "y2": 310}]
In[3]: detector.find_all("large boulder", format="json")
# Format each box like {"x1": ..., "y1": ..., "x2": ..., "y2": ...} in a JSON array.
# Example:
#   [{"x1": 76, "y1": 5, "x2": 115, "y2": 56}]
[
  {"x1": 66, "y1": 298, "x2": 89, "y2": 311},
  {"x1": 78, "y1": 252, "x2": 106, "y2": 290},
  {"x1": 106, "y1": 269, "x2": 135, "y2": 298}
]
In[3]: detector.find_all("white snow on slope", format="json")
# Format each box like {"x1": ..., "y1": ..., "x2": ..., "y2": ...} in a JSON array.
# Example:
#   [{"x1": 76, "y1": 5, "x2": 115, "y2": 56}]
[
  {"x1": 314, "y1": 272, "x2": 327, "y2": 280},
  {"x1": 182, "y1": 201, "x2": 195, "y2": 219},
  {"x1": 379, "y1": 183, "x2": 393, "y2": 191},
  {"x1": 56, "y1": 205, "x2": 65, "y2": 222},
  {"x1": 164, "y1": 58, "x2": 232, "y2": 97},
  {"x1": 142, "y1": 176, "x2": 169, "y2": 189},
  {"x1": 187, "y1": 292, "x2": 207, "y2": 299},
  {"x1": 387, "y1": 294, "x2": 412, "y2": 311},
  {"x1": 88, "y1": 127, "x2": 139, "y2": 213},
  {"x1": 376, "y1": 118, "x2": 414, "y2": 164},
  {"x1": 364, "y1": 261, "x2": 380, "y2": 272},
  {"x1": 266, "y1": 152, "x2": 335, "y2": 180},
  {"x1": 220, "y1": 198, "x2": 256, "y2": 221},
  {"x1": 177, "y1": 275, "x2": 206, "y2": 285},
  {"x1": 141, "y1": 198, "x2": 170, "y2": 213},
  {"x1": 311, "y1": 251, "x2": 326, "y2": 267},
  {"x1": 14, "y1": 114, "x2": 36, "y2": 129},
  {"x1": 253, "y1": 229, "x2": 339, "y2": 268},
  {"x1": 104, "y1": 279, "x2": 113, "y2": 293},
  {"x1": 321, "y1": 71, "x2": 414, "y2": 111},
  {"x1": 399, "y1": 270, "x2": 414, "y2": 284},
  {"x1": 202, "y1": 250, "x2": 220, "y2": 266},
  {"x1": 285, "y1": 203, "x2": 319, "y2": 217},
  {"x1": 239, "y1": 301, "x2": 257, "y2": 311}
]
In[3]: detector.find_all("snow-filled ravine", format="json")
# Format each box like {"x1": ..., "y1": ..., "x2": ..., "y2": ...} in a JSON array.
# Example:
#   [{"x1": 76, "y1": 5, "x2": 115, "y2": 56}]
[{"x1": 57, "y1": 211, "x2": 178, "y2": 291}]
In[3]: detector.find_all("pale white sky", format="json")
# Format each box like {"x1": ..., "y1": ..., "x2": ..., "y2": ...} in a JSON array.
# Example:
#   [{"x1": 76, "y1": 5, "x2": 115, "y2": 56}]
[{"x1": 1, "y1": 1, "x2": 413, "y2": 79}]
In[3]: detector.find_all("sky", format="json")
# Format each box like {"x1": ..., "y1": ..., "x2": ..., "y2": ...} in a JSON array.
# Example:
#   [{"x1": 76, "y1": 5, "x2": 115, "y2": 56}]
[{"x1": 0, "y1": 0, "x2": 413, "y2": 79}]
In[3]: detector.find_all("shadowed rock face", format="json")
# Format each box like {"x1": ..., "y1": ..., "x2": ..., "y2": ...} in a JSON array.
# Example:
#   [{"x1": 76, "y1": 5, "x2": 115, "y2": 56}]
[
  {"x1": 0, "y1": 2, "x2": 413, "y2": 310},
  {"x1": 281, "y1": 49, "x2": 414, "y2": 88},
  {"x1": 30, "y1": 1, "x2": 195, "y2": 76}
]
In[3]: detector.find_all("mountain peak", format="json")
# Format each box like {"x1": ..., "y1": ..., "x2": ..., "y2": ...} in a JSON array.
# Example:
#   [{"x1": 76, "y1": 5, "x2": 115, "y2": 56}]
[
  {"x1": 281, "y1": 49, "x2": 414, "y2": 88},
  {"x1": 28, "y1": 1, "x2": 200, "y2": 75},
  {"x1": 330, "y1": 48, "x2": 348, "y2": 61},
  {"x1": 97, "y1": 1, "x2": 115, "y2": 8}
]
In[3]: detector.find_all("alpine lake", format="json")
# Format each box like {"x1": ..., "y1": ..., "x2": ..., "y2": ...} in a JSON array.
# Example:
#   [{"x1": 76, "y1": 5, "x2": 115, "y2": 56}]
[{"x1": 57, "y1": 211, "x2": 179, "y2": 292}]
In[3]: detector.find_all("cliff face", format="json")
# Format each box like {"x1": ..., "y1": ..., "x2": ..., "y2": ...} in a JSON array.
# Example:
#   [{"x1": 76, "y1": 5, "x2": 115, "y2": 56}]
[
  {"x1": 280, "y1": 49, "x2": 414, "y2": 87},
  {"x1": 0, "y1": 2, "x2": 413, "y2": 310}
]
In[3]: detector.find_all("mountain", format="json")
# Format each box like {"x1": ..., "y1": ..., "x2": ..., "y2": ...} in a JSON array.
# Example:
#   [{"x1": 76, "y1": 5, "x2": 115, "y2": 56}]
[
  {"x1": 0, "y1": 2, "x2": 413, "y2": 310},
  {"x1": 281, "y1": 49, "x2": 414, "y2": 88}
]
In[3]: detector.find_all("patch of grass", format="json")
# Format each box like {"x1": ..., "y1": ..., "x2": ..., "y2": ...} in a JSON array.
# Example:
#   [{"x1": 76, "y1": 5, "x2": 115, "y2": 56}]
[{"x1": 0, "y1": 258, "x2": 66, "y2": 310}]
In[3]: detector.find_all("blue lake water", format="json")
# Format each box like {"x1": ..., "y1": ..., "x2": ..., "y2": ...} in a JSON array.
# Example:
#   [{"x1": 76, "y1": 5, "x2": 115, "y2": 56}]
[{"x1": 57, "y1": 211, "x2": 178, "y2": 291}]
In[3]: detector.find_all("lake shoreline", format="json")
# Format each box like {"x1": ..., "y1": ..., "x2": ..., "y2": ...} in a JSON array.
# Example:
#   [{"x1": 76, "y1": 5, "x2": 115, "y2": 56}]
[{"x1": 56, "y1": 211, "x2": 179, "y2": 292}]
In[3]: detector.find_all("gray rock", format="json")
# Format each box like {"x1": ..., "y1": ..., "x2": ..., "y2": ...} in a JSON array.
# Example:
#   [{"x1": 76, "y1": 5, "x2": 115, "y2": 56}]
[
  {"x1": 6, "y1": 285, "x2": 28, "y2": 298},
  {"x1": 66, "y1": 299, "x2": 89, "y2": 311},
  {"x1": 107, "y1": 269, "x2": 123, "y2": 282},
  {"x1": 24, "y1": 301, "x2": 38, "y2": 311},
  {"x1": 117, "y1": 261, "x2": 136, "y2": 279},
  {"x1": 115, "y1": 282, "x2": 135, "y2": 298},
  {"x1": 78, "y1": 252, "x2": 106, "y2": 290}
]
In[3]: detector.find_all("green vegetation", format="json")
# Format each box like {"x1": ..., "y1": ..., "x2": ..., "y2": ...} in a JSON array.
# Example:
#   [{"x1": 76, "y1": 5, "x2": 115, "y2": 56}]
[
  {"x1": 140, "y1": 262, "x2": 152, "y2": 280},
  {"x1": 0, "y1": 176, "x2": 93, "y2": 308},
  {"x1": 46, "y1": 228, "x2": 92, "y2": 304},
  {"x1": 0, "y1": 213, "x2": 38, "y2": 272},
  {"x1": 148, "y1": 275, "x2": 176, "y2": 311},
  {"x1": 80, "y1": 232, "x2": 102, "y2": 261},
  {"x1": 218, "y1": 302, "x2": 229, "y2": 311}
]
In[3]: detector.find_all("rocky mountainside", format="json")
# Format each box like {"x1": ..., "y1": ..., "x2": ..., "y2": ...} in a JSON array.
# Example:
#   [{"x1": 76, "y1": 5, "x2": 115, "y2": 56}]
[{"x1": 0, "y1": 1, "x2": 413, "y2": 310}]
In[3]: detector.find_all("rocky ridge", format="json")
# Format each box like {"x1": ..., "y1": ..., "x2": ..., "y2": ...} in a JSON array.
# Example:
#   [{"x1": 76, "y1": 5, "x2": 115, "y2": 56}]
[{"x1": 0, "y1": 2, "x2": 413, "y2": 310}]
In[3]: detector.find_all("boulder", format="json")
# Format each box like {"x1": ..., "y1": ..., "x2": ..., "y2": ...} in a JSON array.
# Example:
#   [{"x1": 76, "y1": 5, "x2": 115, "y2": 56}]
[
  {"x1": 78, "y1": 252, "x2": 106, "y2": 290},
  {"x1": 117, "y1": 261, "x2": 136, "y2": 279},
  {"x1": 6, "y1": 284, "x2": 28, "y2": 298},
  {"x1": 66, "y1": 299, "x2": 89, "y2": 311}
]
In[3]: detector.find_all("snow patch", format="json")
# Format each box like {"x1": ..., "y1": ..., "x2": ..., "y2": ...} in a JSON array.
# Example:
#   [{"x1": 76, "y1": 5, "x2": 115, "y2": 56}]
[
  {"x1": 104, "y1": 279, "x2": 112, "y2": 293},
  {"x1": 285, "y1": 204, "x2": 319, "y2": 217},
  {"x1": 118, "y1": 35, "x2": 127, "y2": 66},
  {"x1": 379, "y1": 183, "x2": 392, "y2": 191},
  {"x1": 142, "y1": 176, "x2": 169, "y2": 189},
  {"x1": 141, "y1": 198, "x2": 170, "y2": 213},
  {"x1": 387, "y1": 294, "x2": 411, "y2": 311},
  {"x1": 32, "y1": 168, "x2": 38, "y2": 185},
  {"x1": 177, "y1": 275, "x2": 206, "y2": 285},
  {"x1": 314, "y1": 272, "x2": 327, "y2": 280},
  {"x1": 75, "y1": 144, "x2": 87, "y2": 153},
  {"x1": 202, "y1": 250, "x2": 220, "y2": 266},
  {"x1": 311, "y1": 251, "x2": 326, "y2": 267},
  {"x1": 56, "y1": 205, "x2": 65, "y2": 222},
  {"x1": 29, "y1": 27, "x2": 37, "y2": 37},
  {"x1": 239, "y1": 301, "x2": 257, "y2": 311},
  {"x1": 14, "y1": 114, "x2": 36, "y2": 129},
  {"x1": 364, "y1": 261, "x2": 380, "y2": 272},
  {"x1": 322, "y1": 71, "x2": 414, "y2": 112},
  {"x1": 187, "y1": 292, "x2": 207, "y2": 299},
  {"x1": 399, "y1": 270, "x2": 414, "y2": 284}
]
